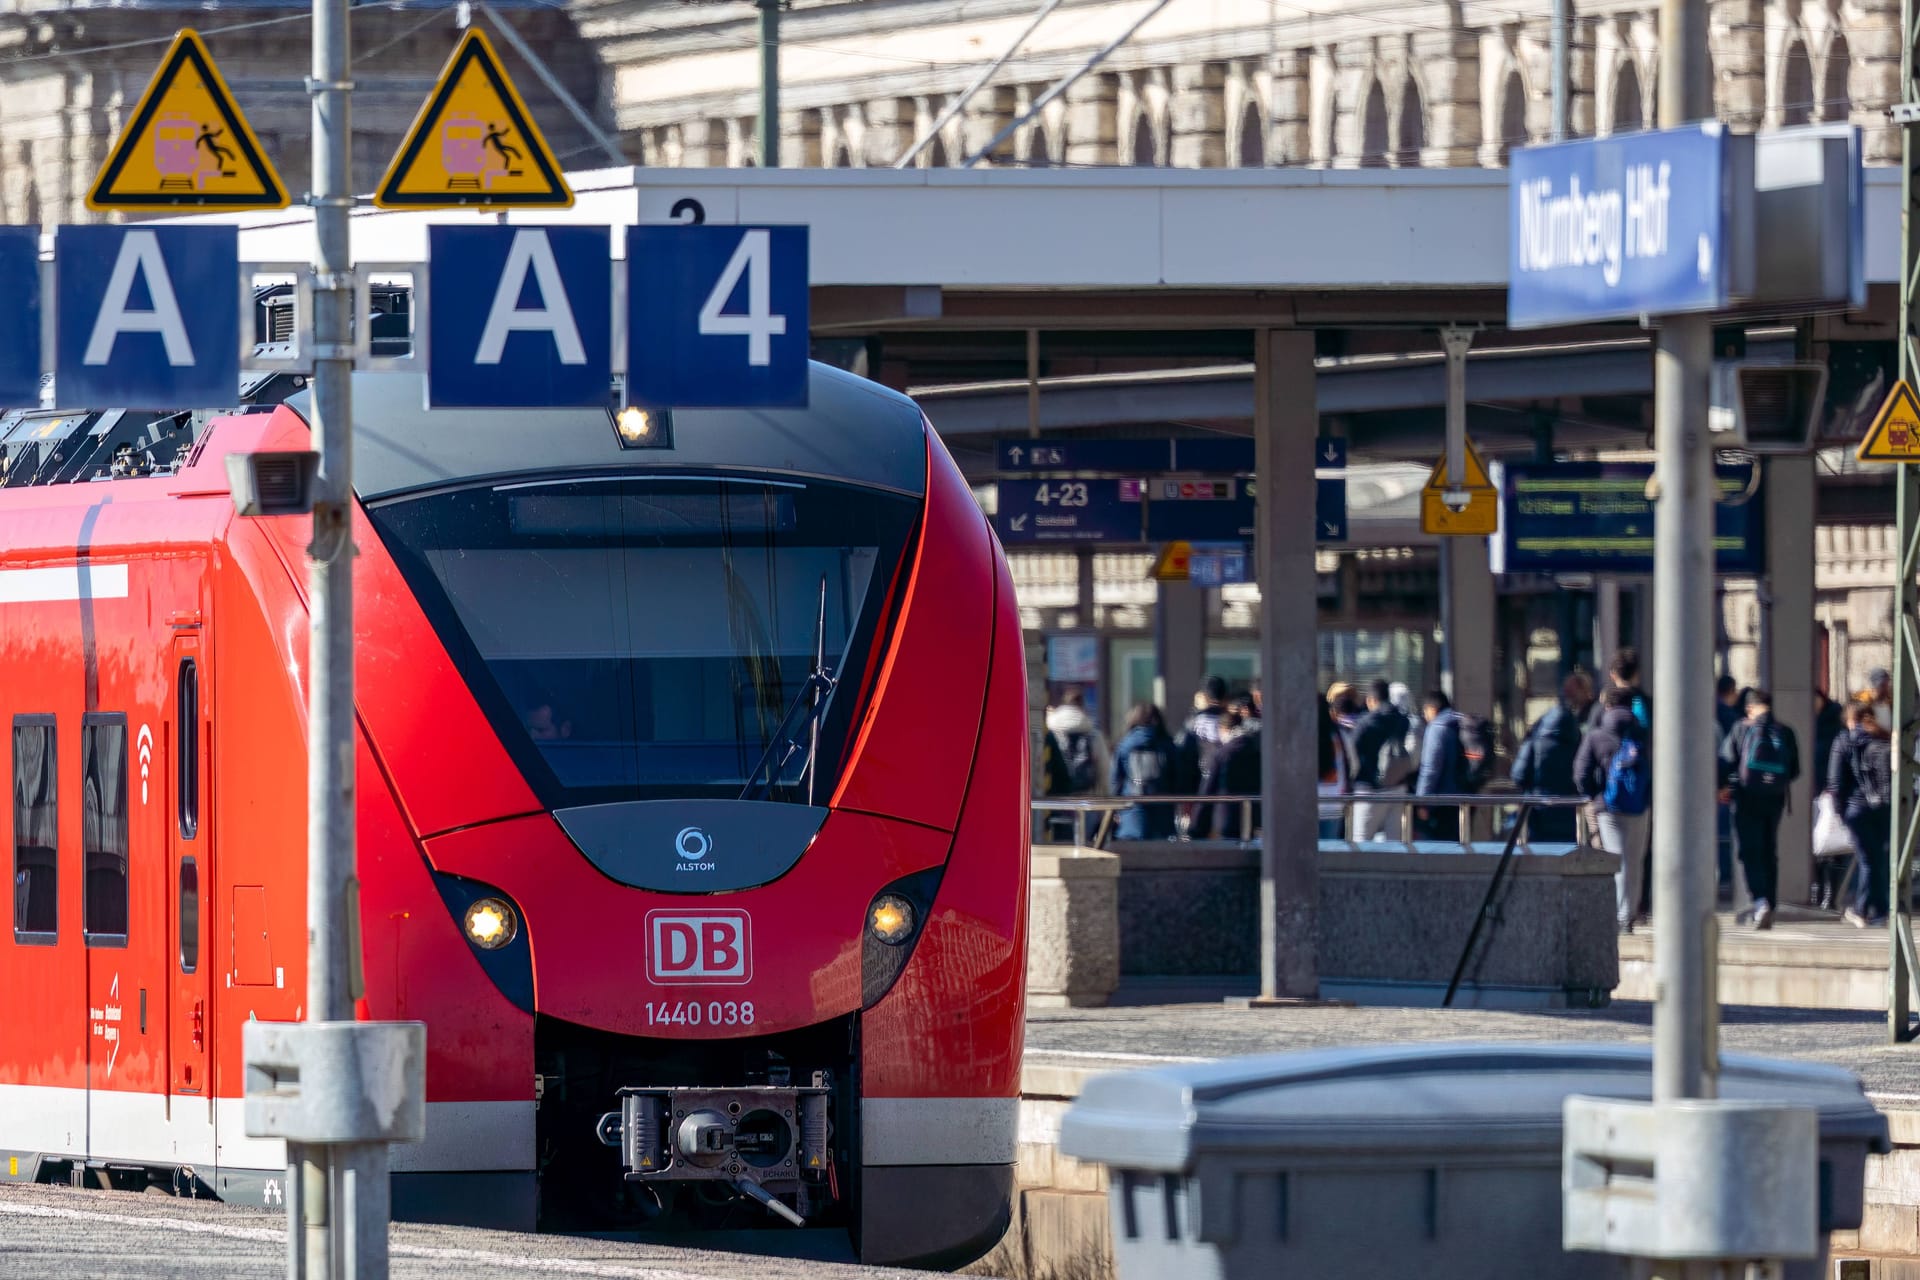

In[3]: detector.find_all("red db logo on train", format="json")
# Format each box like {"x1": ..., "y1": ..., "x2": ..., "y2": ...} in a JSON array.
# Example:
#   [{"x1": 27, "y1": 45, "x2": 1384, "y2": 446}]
[{"x1": 647, "y1": 910, "x2": 752, "y2": 984}]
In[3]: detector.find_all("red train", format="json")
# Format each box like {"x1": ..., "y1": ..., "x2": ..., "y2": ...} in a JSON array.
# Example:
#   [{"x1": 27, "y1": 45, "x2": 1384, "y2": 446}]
[{"x1": 0, "y1": 362, "x2": 1029, "y2": 1268}]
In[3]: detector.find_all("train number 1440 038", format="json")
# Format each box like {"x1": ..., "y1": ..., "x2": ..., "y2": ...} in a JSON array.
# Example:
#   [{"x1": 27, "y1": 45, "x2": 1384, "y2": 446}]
[{"x1": 646, "y1": 1000, "x2": 755, "y2": 1028}]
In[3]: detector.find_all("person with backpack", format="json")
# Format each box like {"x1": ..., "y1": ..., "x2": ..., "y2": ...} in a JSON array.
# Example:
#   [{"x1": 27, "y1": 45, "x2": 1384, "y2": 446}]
[
  {"x1": 1589, "y1": 648, "x2": 1652, "y2": 733},
  {"x1": 1045, "y1": 688, "x2": 1109, "y2": 843},
  {"x1": 1510, "y1": 672, "x2": 1590, "y2": 843},
  {"x1": 1719, "y1": 689, "x2": 1802, "y2": 930},
  {"x1": 1199, "y1": 695, "x2": 1263, "y2": 839},
  {"x1": 1173, "y1": 677, "x2": 1231, "y2": 837},
  {"x1": 1110, "y1": 702, "x2": 1178, "y2": 840},
  {"x1": 1352, "y1": 679, "x2": 1414, "y2": 840},
  {"x1": 1414, "y1": 690, "x2": 1469, "y2": 841},
  {"x1": 1574, "y1": 685, "x2": 1652, "y2": 931},
  {"x1": 1829, "y1": 703, "x2": 1893, "y2": 928}
]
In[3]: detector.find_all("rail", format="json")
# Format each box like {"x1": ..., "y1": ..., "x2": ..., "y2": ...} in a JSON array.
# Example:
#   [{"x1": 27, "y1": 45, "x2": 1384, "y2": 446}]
[{"x1": 1031, "y1": 791, "x2": 1599, "y2": 1009}]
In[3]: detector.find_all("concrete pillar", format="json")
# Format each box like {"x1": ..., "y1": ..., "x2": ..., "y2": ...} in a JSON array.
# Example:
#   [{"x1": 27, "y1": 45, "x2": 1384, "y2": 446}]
[
  {"x1": 1710, "y1": 0, "x2": 1765, "y2": 130},
  {"x1": 1411, "y1": 28, "x2": 1481, "y2": 165},
  {"x1": 1169, "y1": 62, "x2": 1227, "y2": 168},
  {"x1": 781, "y1": 109, "x2": 823, "y2": 168},
  {"x1": 1440, "y1": 536, "x2": 1496, "y2": 720},
  {"x1": 1269, "y1": 49, "x2": 1311, "y2": 165},
  {"x1": 679, "y1": 119, "x2": 728, "y2": 167},
  {"x1": 1064, "y1": 73, "x2": 1120, "y2": 167},
  {"x1": 1154, "y1": 580, "x2": 1207, "y2": 722},
  {"x1": 863, "y1": 97, "x2": 914, "y2": 166},
  {"x1": 1851, "y1": 0, "x2": 1902, "y2": 164},
  {"x1": 1766, "y1": 456, "x2": 1817, "y2": 906},
  {"x1": 962, "y1": 86, "x2": 1017, "y2": 166},
  {"x1": 1329, "y1": 43, "x2": 1372, "y2": 168},
  {"x1": 1253, "y1": 329, "x2": 1319, "y2": 1001}
]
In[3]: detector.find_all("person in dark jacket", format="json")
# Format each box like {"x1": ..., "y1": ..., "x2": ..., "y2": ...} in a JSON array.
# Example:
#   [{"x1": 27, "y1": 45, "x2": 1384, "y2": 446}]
[
  {"x1": 1829, "y1": 703, "x2": 1892, "y2": 927},
  {"x1": 1589, "y1": 648, "x2": 1652, "y2": 733},
  {"x1": 1715, "y1": 675, "x2": 1744, "y2": 895},
  {"x1": 1574, "y1": 686, "x2": 1651, "y2": 931},
  {"x1": 1352, "y1": 679, "x2": 1413, "y2": 841},
  {"x1": 1199, "y1": 695, "x2": 1263, "y2": 839},
  {"x1": 1510, "y1": 673, "x2": 1589, "y2": 843},
  {"x1": 1810, "y1": 689, "x2": 1850, "y2": 909},
  {"x1": 1414, "y1": 690, "x2": 1467, "y2": 841},
  {"x1": 1719, "y1": 690, "x2": 1802, "y2": 930},
  {"x1": 1110, "y1": 702, "x2": 1177, "y2": 841}
]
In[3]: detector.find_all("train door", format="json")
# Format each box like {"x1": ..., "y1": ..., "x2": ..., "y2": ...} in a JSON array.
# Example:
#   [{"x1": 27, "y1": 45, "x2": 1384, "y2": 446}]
[{"x1": 168, "y1": 637, "x2": 214, "y2": 1166}]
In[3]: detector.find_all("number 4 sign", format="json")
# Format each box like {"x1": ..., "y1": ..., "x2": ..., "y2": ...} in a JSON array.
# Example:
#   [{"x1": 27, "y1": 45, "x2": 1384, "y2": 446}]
[{"x1": 626, "y1": 225, "x2": 809, "y2": 409}]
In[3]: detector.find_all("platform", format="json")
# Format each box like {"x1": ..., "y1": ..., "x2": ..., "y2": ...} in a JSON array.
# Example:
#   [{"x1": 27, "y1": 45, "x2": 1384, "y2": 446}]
[{"x1": 1614, "y1": 907, "x2": 1919, "y2": 1011}]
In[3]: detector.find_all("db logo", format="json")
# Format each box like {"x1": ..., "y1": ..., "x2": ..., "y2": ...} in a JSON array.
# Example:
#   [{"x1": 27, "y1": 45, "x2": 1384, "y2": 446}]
[{"x1": 647, "y1": 910, "x2": 752, "y2": 985}]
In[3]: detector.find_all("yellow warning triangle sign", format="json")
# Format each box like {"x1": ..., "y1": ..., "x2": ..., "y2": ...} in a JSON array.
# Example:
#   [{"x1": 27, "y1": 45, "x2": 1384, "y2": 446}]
[
  {"x1": 375, "y1": 30, "x2": 573, "y2": 211},
  {"x1": 1423, "y1": 438, "x2": 1495, "y2": 492},
  {"x1": 1856, "y1": 380, "x2": 1920, "y2": 463},
  {"x1": 86, "y1": 29, "x2": 288, "y2": 214},
  {"x1": 1151, "y1": 541, "x2": 1193, "y2": 581}
]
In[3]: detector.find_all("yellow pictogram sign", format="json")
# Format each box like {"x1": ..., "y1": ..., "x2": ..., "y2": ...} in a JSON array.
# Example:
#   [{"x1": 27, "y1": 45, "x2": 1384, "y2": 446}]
[
  {"x1": 375, "y1": 29, "x2": 573, "y2": 210},
  {"x1": 1420, "y1": 438, "x2": 1500, "y2": 536},
  {"x1": 1151, "y1": 541, "x2": 1194, "y2": 581},
  {"x1": 1856, "y1": 380, "x2": 1920, "y2": 463},
  {"x1": 86, "y1": 29, "x2": 288, "y2": 214}
]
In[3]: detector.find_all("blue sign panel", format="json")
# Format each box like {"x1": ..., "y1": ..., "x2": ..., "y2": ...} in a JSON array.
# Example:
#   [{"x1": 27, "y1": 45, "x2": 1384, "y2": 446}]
[
  {"x1": 1509, "y1": 125, "x2": 1741, "y2": 329},
  {"x1": 56, "y1": 225, "x2": 238, "y2": 406},
  {"x1": 997, "y1": 439, "x2": 1174, "y2": 472},
  {"x1": 0, "y1": 229, "x2": 39, "y2": 408},
  {"x1": 1146, "y1": 478, "x2": 1253, "y2": 543},
  {"x1": 428, "y1": 226, "x2": 611, "y2": 408},
  {"x1": 627, "y1": 225, "x2": 808, "y2": 408},
  {"x1": 1171, "y1": 438, "x2": 1255, "y2": 474},
  {"x1": 1189, "y1": 544, "x2": 1252, "y2": 586},
  {"x1": 1316, "y1": 477, "x2": 1348, "y2": 542},
  {"x1": 1315, "y1": 436, "x2": 1347, "y2": 469},
  {"x1": 994, "y1": 479, "x2": 1142, "y2": 544},
  {"x1": 1501, "y1": 462, "x2": 1763, "y2": 574}
]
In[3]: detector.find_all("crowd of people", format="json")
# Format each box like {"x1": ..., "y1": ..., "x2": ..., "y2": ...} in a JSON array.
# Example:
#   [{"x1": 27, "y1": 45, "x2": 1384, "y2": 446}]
[{"x1": 1038, "y1": 650, "x2": 1898, "y2": 934}]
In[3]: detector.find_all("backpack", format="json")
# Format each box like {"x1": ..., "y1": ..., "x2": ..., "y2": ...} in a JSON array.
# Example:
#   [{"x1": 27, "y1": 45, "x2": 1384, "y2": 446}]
[
  {"x1": 1457, "y1": 714, "x2": 1493, "y2": 792},
  {"x1": 1378, "y1": 727, "x2": 1416, "y2": 790},
  {"x1": 1040, "y1": 731, "x2": 1073, "y2": 797},
  {"x1": 1740, "y1": 723, "x2": 1792, "y2": 794},
  {"x1": 1859, "y1": 738, "x2": 1893, "y2": 811},
  {"x1": 1603, "y1": 735, "x2": 1651, "y2": 815},
  {"x1": 1062, "y1": 731, "x2": 1097, "y2": 794}
]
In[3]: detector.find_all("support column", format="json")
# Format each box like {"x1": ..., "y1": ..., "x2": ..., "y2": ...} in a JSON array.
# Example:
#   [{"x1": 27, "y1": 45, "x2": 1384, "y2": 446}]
[
  {"x1": 1063, "y1": 73, "x2": 1119, "y2": 167},
  {"x1": 962, "y1": 86, "x2": 1017, "y2": 166},
  {"x1": 1169, "y1": 62, "x2": 1226, "y2": 167},
  {"x1": 1766, "y1": 456, "x2": 1817, "y2": 906},
  {"x1": 1440, "y1": 536, "x2": 1496, "y2": 718},
  {"x1": 1153, "y1": 580, "x2": 1206, "y2": 721},
  {"x1": 1254, "y1": 329, "x2": 1319, "y2": 1001},
  {"x1": 1269, "y1": 49, "x2": 1310, "y2": 166},
  {"x1": 1411, "y1": 28, "x2": 1482, "y2": 166}
]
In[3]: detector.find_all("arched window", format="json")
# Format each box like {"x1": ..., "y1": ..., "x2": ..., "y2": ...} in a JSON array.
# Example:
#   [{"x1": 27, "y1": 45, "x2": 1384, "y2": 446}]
[
  {"x1": 1360, "y1": 80, "x2": 1389, "y2": 167},
  {"x1": 1025, "y1": 120, "x2": 1054, "y2": 167},
  {"x1": 1131, "y1": 112, "x2": 1158, "y2": 165},
  {"x1": 1500, "y1": 69, "x2": 1528, "y2": 161},
  {"x1": 1820, "y1": 34, "x2": 1850, "y2": 123},
  {"x1": 1237, "y1": 100, "x2": 1266, "y2": 167},
  {"x1": 830, "y1": 140, "x2": 852, "y2": 168},
  {"x1": 927, "y1": 135, "x2": 949, "y2": 167},
  {"x1": 1613, "y1": 61, "x2": 1644, "y2": 133},
  {"x1": 1781, "y1": 39, "x2": 1814, "y2": 125},
  {"x1": 1394, "y1": 77, "x2": 1426, "y2": 167}
]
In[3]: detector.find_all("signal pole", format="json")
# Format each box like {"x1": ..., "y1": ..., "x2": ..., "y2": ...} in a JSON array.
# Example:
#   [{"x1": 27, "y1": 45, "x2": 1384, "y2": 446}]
[
  {"x1": 757, "y1": 0, "x2": 780, "y2": 166},
  {"x1": 1650, "y1": 0, "x2": 1719, "y2": 1103},
  {"x1": 1892, "y1": 0, "x2": 1920, "y2": 1041}
]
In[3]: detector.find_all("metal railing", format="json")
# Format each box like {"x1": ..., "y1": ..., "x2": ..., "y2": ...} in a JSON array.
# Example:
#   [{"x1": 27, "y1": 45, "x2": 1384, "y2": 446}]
[{"x1": 1033, "y1": 790, "x2": 1594, "y2": 853}]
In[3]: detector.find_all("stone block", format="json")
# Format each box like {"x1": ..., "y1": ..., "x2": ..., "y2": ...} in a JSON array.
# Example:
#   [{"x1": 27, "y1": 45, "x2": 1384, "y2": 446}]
[
  {"x1": 1028, "y1": 850, "x2": 1121, "y2": 1008},
  {"x1": 1018, "y1": 1139, "x2": 1056, "y2": 1190},
  {"x1": 1860, "y1": 1203, "x2": 1920, "y2": 1255},
  {"x1": 1053, "y1": 1150, "x2": 1108, "y2": 1194}
]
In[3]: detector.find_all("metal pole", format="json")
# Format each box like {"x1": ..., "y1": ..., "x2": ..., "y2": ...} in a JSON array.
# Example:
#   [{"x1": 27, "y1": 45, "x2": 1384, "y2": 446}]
[
  {"x1": 757, "y1": 0, "x2": 780, "y2": 167},
  {"x1": 1550, "y1": 0, "x2": 1570, "y2": 141},
  {"x1": 302, "y1": 0, "x2": 359, "y2": 1268},
  {"x1": 1891, "y1": 0, "x2": 1920, "y2": 1040},
  {"x1": 1651, "y1": 0, "x2": 1717, "y2": 1105},
  {"x1": 896, "y1": 0, "x2": 1063, "y2": 167}
]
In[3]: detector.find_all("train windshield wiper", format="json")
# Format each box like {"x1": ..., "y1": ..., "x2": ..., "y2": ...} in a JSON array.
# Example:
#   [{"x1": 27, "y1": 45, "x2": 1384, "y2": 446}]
[{"x1": 738, "y1": 575, "x2": 837, "y2": 803}]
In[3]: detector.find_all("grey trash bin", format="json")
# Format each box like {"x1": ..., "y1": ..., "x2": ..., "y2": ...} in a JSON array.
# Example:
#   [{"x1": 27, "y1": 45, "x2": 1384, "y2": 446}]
[{"x1": 1058, "y1": 1042, "x2": 1888, "y2": 1280}]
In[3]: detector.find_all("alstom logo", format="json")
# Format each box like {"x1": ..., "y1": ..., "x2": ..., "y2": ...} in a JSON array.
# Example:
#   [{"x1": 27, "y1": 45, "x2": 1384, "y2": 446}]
[{"x1": 647, "y1": 910, "x2": 752, "y2": 984}]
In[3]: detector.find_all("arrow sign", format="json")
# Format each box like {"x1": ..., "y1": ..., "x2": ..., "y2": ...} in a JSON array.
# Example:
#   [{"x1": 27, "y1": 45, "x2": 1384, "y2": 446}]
[
  {"x1": 1316, "y1": 476, "x2": 1347, "y2": 542},
  {"x1": 1316, "y1": 436, "x2": 1347, "y2": 469},
  {"x1": 1008, "y1": 445, "x2": 1025, "y2": 466}
]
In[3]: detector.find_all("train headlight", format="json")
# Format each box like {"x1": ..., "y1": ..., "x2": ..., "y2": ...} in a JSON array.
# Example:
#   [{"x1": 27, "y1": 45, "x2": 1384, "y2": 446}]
[
  {"x1": 869, "y1": 894, "x2": 916, "y2": 946},
  {"x1": 464, "y1": 897, "x2": 518, "y2": 950},
  {"x1": 612, "y1": 406, "x2": 673, "y2": 449}
]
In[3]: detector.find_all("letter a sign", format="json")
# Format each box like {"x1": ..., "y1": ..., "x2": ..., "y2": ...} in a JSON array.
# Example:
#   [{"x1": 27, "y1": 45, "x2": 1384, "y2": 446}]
[
  {"x1": 55, "y1": 226, "x2": 239, "y2": 406},
  {"x1": 375, "y1": 29, "x2": 572, "y2": 211},
  {"x1": 426, "y1": 225, "x2": 610, "y2": 408},
  {"x1": 87, "y1": 29, "x2": 288, "y2": 213}
]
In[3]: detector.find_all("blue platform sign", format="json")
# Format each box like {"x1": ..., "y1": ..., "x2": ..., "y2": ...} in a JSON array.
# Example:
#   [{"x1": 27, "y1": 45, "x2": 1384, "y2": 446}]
[
  {"x1": 0, "y1": 229, "x2": 39, "y2": 408},
  {"x1": 627, "y1": 225, "x2": 808, "y2": 409},
  {"x1": 994, "y1": 478, "x2": 1142, "y2": 544},
  {"x1": 1509, "y1": 124, "x2": 1746, "y2": 329},
  {"x1": 1315, "y1": 436, "x2": 1347, "y2": 469},
  {"x1": 1145, "y1": 478, "x2": 1253, "y2": 543},
  {"x1": 997, "y1": 439, "x2": 1174, "y2": 472},
  {"x1": 1189, "y1": 544, "x2": 1251, "y2": 586},
  {"x1": 428, "y1": 226, "x2": 610, "y2": 409},
  {"x1": 1316, "y1": 476, "x2": 1348, "y2": 542},
  {"x1": 56, "y1": 225, "x2": 238, "y2": 406}
]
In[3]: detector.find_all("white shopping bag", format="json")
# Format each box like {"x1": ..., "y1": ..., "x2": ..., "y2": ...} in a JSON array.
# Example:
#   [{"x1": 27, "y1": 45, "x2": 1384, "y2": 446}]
[{"x1": 1813, "y1": 792, "x2": 1856, "y2": 857}]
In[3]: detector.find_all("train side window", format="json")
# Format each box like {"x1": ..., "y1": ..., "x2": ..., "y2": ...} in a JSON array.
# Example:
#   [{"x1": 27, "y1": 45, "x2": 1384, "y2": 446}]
[
  {"x1": 12, "y1": 715, "x2": 56, "y2": 944},
  {"x1": 82, "y1": 714, "x2": 129, "y2": 947},
  {"x1": 178, "y1": 857, "x2": 199, "y2": 973},
  {"x1": 177, "y1": 659, "x2": 198, "y2": 840}
]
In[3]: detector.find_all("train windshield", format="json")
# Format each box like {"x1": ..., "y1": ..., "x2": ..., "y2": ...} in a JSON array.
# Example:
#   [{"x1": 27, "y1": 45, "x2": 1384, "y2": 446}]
[{"x1": 368, "y1": 475, "x2": 919, "y2": 807}]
